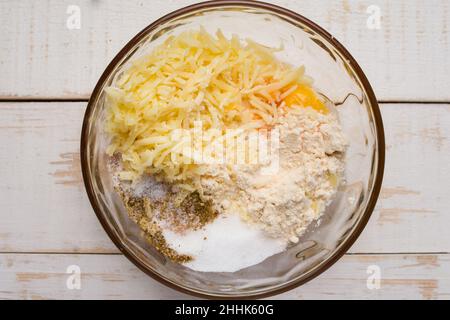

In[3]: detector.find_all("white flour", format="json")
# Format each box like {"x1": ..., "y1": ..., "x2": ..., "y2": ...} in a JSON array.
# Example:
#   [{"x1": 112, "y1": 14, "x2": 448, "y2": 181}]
[{"x1": 199, "y1": 108, "x2": 347, "y2": 243}]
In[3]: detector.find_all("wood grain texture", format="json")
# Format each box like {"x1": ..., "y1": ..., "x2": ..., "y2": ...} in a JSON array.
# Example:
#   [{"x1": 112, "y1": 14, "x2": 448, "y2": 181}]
[
  {"x1": 351, "y1": 103, "x2": 450, "y2": 252},
  {"x1": 0, "y1": 102, "x2": 117, "y2": 253},
  {"x1": 1, "y1": 0, "x2": 448, "y2": 301},
  {"x1": 0, "y1": 102, "x2": 449, "y2": 253},
  {"x1": 1, "y1": 253, "x2": 449, "y2": 299},
  {"x1": 0, "y1": 0, "x2": 449, "y2": 101}
]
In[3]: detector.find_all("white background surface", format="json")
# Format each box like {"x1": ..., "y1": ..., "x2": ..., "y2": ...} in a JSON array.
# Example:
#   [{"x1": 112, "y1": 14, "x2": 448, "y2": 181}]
[{"x1": 0, "y1": 0, "x2": 449, "y2": 299}]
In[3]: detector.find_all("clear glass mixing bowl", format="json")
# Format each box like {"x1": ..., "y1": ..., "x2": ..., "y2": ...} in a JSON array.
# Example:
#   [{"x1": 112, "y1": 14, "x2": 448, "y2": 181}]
[{"x1": 81, "y1": 0, "x2": 385, "y2": 298}]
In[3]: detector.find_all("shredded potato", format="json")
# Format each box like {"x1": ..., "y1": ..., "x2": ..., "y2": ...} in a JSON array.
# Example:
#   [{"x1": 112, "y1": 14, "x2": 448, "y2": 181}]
[{"x1": 105, "y1": 28, "x2": 322, "y2": 182}]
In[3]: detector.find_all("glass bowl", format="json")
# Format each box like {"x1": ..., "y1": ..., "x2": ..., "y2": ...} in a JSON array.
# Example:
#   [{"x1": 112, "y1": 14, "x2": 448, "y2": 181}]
[{"x1": 81, "y1": 0, "x2": 385, "y2": 298}]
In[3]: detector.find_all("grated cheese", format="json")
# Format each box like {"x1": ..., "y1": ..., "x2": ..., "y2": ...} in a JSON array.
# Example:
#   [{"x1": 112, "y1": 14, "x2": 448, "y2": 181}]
[{"x1": 105, "y1": 28, "x2": 323, "y2": 183}]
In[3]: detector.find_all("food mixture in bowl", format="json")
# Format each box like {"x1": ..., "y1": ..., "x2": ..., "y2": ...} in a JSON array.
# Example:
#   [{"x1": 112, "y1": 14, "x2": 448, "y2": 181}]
[{"x1": 104, "y1": 28, "x2": 347, "y2": 272}]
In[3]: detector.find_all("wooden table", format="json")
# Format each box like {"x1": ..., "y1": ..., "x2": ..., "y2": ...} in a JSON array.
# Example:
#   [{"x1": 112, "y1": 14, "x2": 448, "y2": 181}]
[{"x1": 1, "y1": 0, "x2": 449, "y2": 299}]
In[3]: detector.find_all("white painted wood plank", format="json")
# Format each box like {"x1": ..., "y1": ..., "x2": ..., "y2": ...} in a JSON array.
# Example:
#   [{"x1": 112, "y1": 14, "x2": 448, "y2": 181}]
[
  {"x1": 0, "y1": 253, "x2": 191, "y2": 299},
  {"x1": 0, "y1": 102, "x2": 449, "y2": 253},
  {"x1": 0, "y1": 0, "x2": 449, "y2": 100},
  {"x1": 0, "y1": 253, "x2": 448, "y2": 299},
  {"x1": 0, "y1": 102, "x2": 118, "y2": 253},
  {"x1": 350, "y1": 103, "x2": 450, "y2": 253}
]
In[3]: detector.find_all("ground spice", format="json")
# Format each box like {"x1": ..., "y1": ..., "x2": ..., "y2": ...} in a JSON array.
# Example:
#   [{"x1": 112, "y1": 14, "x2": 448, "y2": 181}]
[
  {"x1": 115, "y1": 179, "x2": 217, "y2": 263},
  {"x1": 178, "y1": 191, "x2": 218, "y2": 230}
]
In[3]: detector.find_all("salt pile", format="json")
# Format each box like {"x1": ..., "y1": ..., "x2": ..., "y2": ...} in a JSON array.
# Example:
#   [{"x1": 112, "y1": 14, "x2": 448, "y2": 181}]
[{"x1": 163, "y1": 213, "x2": 287, "y2": 272}]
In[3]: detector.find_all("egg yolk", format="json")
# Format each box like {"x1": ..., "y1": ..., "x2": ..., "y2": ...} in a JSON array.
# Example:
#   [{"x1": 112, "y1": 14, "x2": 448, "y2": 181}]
[{"x1": 283, "y1": 85, "x2": 329, "y2": 114}]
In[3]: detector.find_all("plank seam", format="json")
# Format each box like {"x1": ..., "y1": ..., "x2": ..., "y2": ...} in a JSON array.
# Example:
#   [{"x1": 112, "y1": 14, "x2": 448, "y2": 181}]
[
  {"x1": 0, "y1": 251, "x2": 447, "y2": 256},
  {"x1": 1, "y1": 98, "x2": 450, "y2": 104}
]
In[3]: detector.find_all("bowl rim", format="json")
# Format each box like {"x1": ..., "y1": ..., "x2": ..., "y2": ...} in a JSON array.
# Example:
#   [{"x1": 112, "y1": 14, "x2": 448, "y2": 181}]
[{"x1": 80, "y1": 0, "x2": 385, "y2": 299}]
